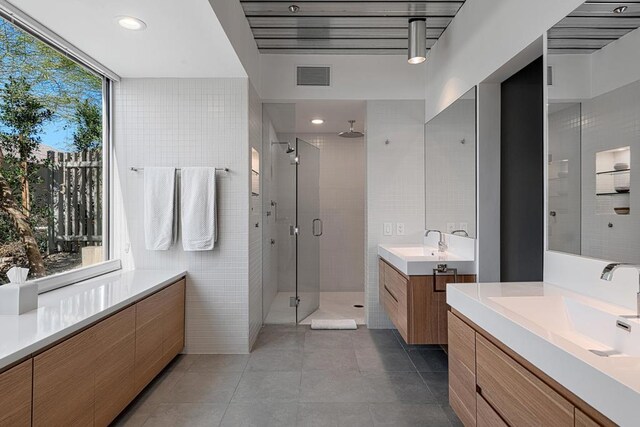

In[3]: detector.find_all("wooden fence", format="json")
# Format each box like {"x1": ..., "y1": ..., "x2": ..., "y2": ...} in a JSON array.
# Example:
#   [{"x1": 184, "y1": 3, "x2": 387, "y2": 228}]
[{"x1": 47, "y1": 150, "x2": 102, "y2": 253}]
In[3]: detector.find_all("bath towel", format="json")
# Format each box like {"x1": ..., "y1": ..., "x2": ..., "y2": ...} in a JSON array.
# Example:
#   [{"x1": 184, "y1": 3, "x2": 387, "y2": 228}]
[
  {"x1": 181, "y1": 167, "x2": 217, "y2": 251},
  {"x1": 144, "y1": 167, "x2": 176, "y2": 250}
]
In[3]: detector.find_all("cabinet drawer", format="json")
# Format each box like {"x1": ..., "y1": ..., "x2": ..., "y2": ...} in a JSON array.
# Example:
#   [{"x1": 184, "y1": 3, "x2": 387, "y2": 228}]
[
  {"x1": 448, "y1": 312, "x2": 476, "y2": 427},
  {"x1": 383, "y1": 262, "x2": 408, "y2": 301},
  {"x1": 477, "y1": 393, "x2": 508, "y2": 427},
  {"x1": 476, "y1": 335, "x2": 573, "y2": 427},
  {"x1": 0, "y1": 360, "x2": 32, "y2": 426}
]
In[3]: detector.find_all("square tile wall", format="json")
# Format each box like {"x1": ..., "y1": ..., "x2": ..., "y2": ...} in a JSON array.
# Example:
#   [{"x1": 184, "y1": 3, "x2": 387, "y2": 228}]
[
  {"x1": 112, "y1": 78, "x2": 251, "y2": 354},
  {"x1": 366, "y1": 101, "x2": 426, "y2": 328}
]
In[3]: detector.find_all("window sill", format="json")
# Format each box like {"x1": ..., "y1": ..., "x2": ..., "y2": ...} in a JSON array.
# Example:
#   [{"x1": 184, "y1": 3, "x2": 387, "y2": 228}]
[{"x1": 32, "y1": 259, "x2": 122, "y2": 294}]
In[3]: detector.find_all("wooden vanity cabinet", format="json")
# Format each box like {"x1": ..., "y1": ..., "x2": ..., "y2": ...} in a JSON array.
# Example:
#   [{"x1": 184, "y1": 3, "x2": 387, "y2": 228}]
[
  {"x1": 379, "y1": 258, "x2": 475, "y2": 344},
  {"x1": 30, "y1": 278, "x2": 185, "y2": 427},
  {"x1": 448, "y1": 310, "x2": 616, "y2": 427},
  {"x1": 0, "y1": 360, "x2": 32, "y2": 426}
]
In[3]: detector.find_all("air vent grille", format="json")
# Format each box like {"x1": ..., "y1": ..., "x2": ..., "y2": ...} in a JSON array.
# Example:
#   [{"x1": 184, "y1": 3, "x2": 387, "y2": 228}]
[
  {"x1": 297, "y1": 66, "x2": 331, "y2": 86},
  {"x1": 547, "y1": 66, "x2": 554, "y2": 86}
]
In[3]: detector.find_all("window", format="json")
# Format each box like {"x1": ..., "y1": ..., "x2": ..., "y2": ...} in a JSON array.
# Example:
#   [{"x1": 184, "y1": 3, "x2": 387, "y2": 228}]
[{"x1": 0, "y1": 14, "x2": 108, "y2": 284}]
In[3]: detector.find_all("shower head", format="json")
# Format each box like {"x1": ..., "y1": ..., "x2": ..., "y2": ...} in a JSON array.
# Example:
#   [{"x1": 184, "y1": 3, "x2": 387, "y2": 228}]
[
  {"x1": 273, "y1": 141, "x2": 296, "y2": 153},
  {"x1": 339, "y1": 120, "x2": 364, "y2": 138}
]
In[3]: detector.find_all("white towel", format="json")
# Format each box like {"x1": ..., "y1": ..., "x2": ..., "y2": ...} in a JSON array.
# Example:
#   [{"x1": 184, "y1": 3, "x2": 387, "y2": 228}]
[
  {"x1": 144, "y1": 167, "x2": 176, "y2": 250},
  {"x1": 181, "y1": 167, "x2": 217, "y2": 251}
]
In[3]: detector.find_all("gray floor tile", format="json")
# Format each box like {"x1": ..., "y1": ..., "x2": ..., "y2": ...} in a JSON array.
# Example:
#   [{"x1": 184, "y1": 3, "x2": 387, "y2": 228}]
[
  {"x1": 246, "y1": 348, "x2": 303, "y2": 372},
  {"x1": 296, "y1": 403, "x2": 373, "y2": 427},
  {"x1": 355, "y1": 347, "x2": 416, "y2": 372},
  {"x1": 369, "y1": 403, "x2": 451, "y2": 426},
  {"x1": 166, "y1": 354, "x2": 198, "y2": 372},
  {"x1": 302, "y1": 348, "x2": 359, "y2": 371},
  {"x1": 408, "y1": 349, "x2": 449, "y2": 372},
  {"x1": 137, "y1": 369, "x2": 186, "y2": 404},
  {"x1": 304, "y1": 330, "x2": 357, "y2": 351},
  {"x1": 232, "y1": 371, "x2": 301, "y2": 402},
  {"x1": 353, "y1": 329, "x2": 404, "y2": 349},
  {"x1": 166, "y1": 372, "x2": 242, "y2": 403},
  {"x1": 141, "y1": 403, "x2": 227, "y2": 427},
  {"x1": 254, "y1": 331, "x2": 305, "y2": 351},
  {"x1": 362, "y1": 372, "x2": 436, "y2": 403},
  {"x1": 421, "y1": 371, "x2": 449, "y2": 404},
  {"x1": 188, "y1": 354, "x2": 250, "y2": 373},
  {"x1": 221, "y1": 402, "x2": 298, "y2": 427},
  {"x1": 441, "y1": 404, "x2": 464, "y2": 427}
]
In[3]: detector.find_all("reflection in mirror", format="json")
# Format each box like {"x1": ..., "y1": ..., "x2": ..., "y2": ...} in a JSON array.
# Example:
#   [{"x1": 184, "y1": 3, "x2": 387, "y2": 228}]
[
  {"x1": 425, "y1": 87, "x2": 477, "y2": 238},
  {"x1": 547, "y1": 1, "x2": 640, "y2": 263}
]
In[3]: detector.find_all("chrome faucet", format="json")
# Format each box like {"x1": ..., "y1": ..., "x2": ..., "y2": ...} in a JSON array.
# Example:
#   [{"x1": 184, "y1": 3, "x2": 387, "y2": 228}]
[
  {"x1": 601, "y1": 263, "x2": 640, "y2": 318},
  {"x1": 451, "y1": 229, "x2": 469, "y2": 237},
  {"x1": 425, "y1": 230, "x2": 448, "y2": 252}
]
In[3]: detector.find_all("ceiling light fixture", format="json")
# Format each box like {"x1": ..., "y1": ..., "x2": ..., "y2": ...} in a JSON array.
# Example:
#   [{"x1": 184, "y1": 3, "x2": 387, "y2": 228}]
[
  {"x1": 613, "y1": 5, "x2": 628, "y2": 14},
  {"x1": 311, "y1": 119, "x2": 324, "y2": 125},
  {"x1": 288, "y1": 4, "x2": 300, "y2": 13},
  {"x1": 116, "y1": 16, "x2": 147, "y2": 31},
  {"x1": 408, "y1": 19, "x2": 427, "y2": 65}
]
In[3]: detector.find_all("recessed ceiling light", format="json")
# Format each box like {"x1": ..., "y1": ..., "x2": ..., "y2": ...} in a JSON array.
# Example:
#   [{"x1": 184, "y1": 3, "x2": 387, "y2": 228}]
[
  {"x1": 116, "y1": 16, "x2": 147, "y2": 31},
  {"x1": 613, "y1": 5, "x2": 628, "y2": 14},
  {"x1": 311, "y1": 119, "x2": 324, "y2": 125},
  {"x1": 289, "y1": 5, "x2": 300, "y2": 13}
]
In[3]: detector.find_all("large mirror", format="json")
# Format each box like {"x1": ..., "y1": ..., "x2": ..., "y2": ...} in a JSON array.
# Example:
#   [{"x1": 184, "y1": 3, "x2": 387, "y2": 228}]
[
  {"x1": 425, "y1": 87, "x2": 477, "y2": 238},
  {"x1": 547, "y1": 1, "x2": 640, "y2": 263}
]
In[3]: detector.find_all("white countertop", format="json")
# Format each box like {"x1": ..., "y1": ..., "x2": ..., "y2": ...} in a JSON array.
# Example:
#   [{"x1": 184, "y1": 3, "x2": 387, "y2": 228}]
[
  {"x1": 0, "y1": 268, "x2": 186, "y2": 371},
  {"x1": 378, "y1": 244, "x2": 475, "y2": 275},
  {"x1": 448, "y1": 281, "x2": 640, "y2": 426}
]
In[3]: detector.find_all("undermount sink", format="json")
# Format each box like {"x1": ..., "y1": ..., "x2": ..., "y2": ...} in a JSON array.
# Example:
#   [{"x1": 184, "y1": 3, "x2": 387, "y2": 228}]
[{"x1": 489, "y1": 295, "x2": 640, "y2": 358}]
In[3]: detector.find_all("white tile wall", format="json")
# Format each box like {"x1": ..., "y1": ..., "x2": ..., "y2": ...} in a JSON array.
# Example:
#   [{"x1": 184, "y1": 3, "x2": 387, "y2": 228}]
[
  {"x1": 112, "y1": 78, "x2": 251, "y2": 354},
  {"x1": 248, "y1": 83, "x2": 262, "y2": 349},
  {"x1": 261, "y1": 116, "x2": 279, "y2": 319},
  {"x1": 299, "y1": 133, "x2": 365, "y2": 293},
  {"x1": 365, "y1": 101, "x2": 426, "y2": 328},
  {"x1": 581, "y1": 80, "x2": 640, "y2": 263},
  {"x1": 425, "y1": 98, "x2": 476, "y2": 236}
]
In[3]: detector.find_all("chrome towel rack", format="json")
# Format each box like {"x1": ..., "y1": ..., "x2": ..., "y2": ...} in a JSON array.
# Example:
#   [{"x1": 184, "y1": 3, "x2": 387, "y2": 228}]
[{"x1": 130, "y1": 167, "x2": 230, "y2": 173}]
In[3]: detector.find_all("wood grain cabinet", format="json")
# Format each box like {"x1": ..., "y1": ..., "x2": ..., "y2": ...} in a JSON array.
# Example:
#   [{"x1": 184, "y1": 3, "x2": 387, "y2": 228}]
[
  {"x1": 448, "y1": 311, "x2": 615, "y2": 427},
  {"x1": 0, "y1": 360, "x2": 32, "y2": 426},
  {"x1": 29, "y1": 278, "x2": 185, "y2": 427},
  {"x1": 379, "y1": 258, "x2": 475, "y2": 344}
]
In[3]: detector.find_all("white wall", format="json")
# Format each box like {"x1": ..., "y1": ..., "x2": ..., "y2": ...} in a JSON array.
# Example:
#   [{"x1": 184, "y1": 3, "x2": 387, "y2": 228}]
[
  {"x1": 261, "y1": 55, "x2": 426, "y2": 101},
  {"x1": 425, "y1": 0, "x2": 584, "y2": 122},
  {"x1": 299, "y1": 133, "x2": 365, "y2": 293},
  {"x1": 112, "y1": 78, "x2": 251, "y2": 354},
  {"x1": 261, "y1": 115, "x2": 279, "y2": 319},
  {"x1": 366, "y1": 100, "x2": 425, "y2": 328},
  {"x1": 248, "y1": 83, "x2": 262, "y2": 348}
]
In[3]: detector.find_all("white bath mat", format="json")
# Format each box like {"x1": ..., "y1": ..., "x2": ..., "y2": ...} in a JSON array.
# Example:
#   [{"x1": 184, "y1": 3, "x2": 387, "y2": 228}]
[{"x1": 310, "y1": 319, "x2": 358, "y2": 330}]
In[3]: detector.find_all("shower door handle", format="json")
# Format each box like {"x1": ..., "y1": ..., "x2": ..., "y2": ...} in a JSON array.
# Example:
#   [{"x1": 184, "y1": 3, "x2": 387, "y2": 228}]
[{"x1": 313, "y1": 219, "x2": 323, "y2": 237}]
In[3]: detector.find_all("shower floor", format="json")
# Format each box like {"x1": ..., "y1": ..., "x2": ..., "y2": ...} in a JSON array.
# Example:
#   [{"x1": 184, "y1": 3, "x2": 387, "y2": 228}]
[{"x1": 265, "y1": 291, "x2": 365, "y2": 325}]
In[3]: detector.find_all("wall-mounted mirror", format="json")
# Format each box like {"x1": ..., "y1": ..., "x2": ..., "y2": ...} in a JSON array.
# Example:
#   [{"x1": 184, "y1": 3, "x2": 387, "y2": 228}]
[
  {"x1": 547, "y1": 1, "x2": 640, "y2": 263},
  {"x1": 425, "y1": 87, "x2": 477, "y2": 238}
]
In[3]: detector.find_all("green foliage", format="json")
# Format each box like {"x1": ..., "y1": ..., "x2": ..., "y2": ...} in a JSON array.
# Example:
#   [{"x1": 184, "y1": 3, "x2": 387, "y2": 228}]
[{"x1": 72, "y1": 99, "x2": 102, "y2": 151}]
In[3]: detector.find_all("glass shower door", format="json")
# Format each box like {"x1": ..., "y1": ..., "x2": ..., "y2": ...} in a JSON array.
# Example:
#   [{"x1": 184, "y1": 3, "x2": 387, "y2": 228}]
[{"x1": 296, "y1": 138, "x2": 321, "y2": 322}]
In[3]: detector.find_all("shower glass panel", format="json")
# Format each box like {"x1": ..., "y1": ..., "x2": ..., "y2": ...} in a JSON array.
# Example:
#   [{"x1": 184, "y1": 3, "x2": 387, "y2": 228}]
[{"x1": 296, "y1": 138, "x2": 321, "y2": 323}]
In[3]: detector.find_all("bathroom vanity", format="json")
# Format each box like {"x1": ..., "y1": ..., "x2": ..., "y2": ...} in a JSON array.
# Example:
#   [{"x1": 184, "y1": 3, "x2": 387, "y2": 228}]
[
  {"x1": 378, "y1": 254, "x2": 476, "y2": 345},
  {"x1": 0, "y1": 270, "x2": 186, "y2": 427},
  {"x1": 447, "y1": 281, "x2": 637, "y2": 426}
]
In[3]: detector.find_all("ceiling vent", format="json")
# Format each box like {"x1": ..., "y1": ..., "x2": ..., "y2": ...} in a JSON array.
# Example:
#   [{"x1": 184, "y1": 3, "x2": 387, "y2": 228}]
[{"x1": 297, "y1": 66, "x2": 331, "y2": 87}]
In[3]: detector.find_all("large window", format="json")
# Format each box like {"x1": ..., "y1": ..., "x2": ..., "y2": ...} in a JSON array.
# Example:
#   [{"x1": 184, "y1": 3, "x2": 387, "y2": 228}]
[{"x1": 0, "y1": 15, "x2": 107, "y2": 284}]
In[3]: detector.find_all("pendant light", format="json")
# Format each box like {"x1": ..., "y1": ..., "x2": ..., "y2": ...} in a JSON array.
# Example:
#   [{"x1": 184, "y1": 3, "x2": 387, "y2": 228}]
[{"x1": 408, "y1": 18, "x2": 426, "y2": 65}]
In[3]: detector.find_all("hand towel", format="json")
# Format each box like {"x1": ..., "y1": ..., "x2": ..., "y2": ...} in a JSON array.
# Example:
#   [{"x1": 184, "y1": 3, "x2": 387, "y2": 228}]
[
  {"x1": 144, "y1": 167, "x2": 176, "y2": 250},
  {"x1": 181, "y1": 167, "x2": 217, "y2": 251}
]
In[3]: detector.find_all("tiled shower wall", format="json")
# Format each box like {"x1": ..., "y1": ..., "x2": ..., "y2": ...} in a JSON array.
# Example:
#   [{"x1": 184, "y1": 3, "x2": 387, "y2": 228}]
[
  {"x1": 112, "y1": 78, "x2": 251, "y2": 354},
  {"x1": 366, "y1": 100, "x2": 426, "y2": 328},
  {"x1": 248, "y1": 83, "x2": 262, "y2": 348}
]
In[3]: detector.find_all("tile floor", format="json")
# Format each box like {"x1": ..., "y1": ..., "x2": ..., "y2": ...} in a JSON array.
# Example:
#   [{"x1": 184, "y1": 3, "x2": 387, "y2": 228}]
[{"x1": 113, "y1": 325, "x2": 462, "y2": 426}]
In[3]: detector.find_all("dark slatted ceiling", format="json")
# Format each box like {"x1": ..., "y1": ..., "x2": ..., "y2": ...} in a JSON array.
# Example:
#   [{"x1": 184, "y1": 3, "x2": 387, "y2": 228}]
[
  {"x1": 548, "y1": 1, "x2": 640, "y2": 54},
  {"x1": 240, "y1": 1, "x2": 465, "y2": 54}
]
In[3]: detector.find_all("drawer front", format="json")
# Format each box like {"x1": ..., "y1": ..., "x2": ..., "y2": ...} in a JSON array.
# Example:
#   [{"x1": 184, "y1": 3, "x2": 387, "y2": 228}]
[
  {"x1": 477, "y1": 393, "x2": 508, "y2": 427},
  {"x1": 383, "y1": 262, "x2": 408, "y2": 301},
  {"x1": 448, "y1": 312, "x2": 476, "y2": 427},
  {"x1": 575, "y1": 408, "x2": 602, "y2": 427},
  {"x1": 0, "y1": 360, "x2": 32, "y2": 427},
  {"x1": 476, "y1": 335, "x2": 574, "y2": 427}
]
